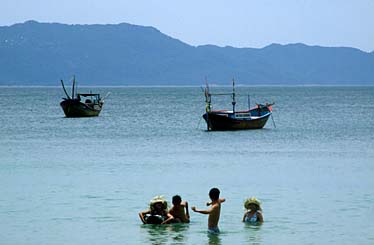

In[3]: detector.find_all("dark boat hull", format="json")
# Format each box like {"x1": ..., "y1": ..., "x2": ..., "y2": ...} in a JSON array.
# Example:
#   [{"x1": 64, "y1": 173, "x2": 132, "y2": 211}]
[
  {"x1": 60, "y1": 100, "x2": 102, "y2": 117},
  {"x1": 203, "y1": 107, "x2": 272, "y2": 131}
]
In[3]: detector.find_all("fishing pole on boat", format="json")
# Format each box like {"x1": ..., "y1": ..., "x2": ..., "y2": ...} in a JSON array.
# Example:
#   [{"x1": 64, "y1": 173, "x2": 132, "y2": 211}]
[{"x1": 60, "y1": 79, "x2": 71, "y2": 99}]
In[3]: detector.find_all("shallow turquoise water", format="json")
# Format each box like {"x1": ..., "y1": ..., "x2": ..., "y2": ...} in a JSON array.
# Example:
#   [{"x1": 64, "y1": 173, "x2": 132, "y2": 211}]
[{"x1": 1, "y1": 86, "x2": 374, "y2": 244}]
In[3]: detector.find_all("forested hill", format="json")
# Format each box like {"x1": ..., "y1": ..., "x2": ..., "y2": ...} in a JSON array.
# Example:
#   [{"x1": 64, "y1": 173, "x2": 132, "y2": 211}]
[{"x1": 1, "y1": 20, "x2": 373, "y2": 85}]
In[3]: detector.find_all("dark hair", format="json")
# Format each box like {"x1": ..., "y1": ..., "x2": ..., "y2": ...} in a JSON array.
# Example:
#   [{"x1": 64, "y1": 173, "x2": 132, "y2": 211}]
[
  {"x1": 209, "y1": 188, "x2": 220, "y2": 200},
  {"x1": 172, "y1": 195, "x2": 182, "y2": 205}
]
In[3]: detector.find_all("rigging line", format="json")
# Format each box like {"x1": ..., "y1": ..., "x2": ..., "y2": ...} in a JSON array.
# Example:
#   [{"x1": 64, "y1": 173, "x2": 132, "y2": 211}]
[
  {"x1": 271, "y1": 113, "x2": 276, "y2": 128},
  {"x1": 196, "y1": 116, "x2": 203, "y2": 130}
]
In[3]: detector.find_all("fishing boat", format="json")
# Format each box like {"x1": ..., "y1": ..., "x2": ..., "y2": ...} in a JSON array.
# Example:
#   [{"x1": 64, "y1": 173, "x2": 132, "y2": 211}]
[
  {"x1": 202, "y1": 80, "x2": 274, "y2": 131},
  {"x1": 60, "y1": 76, "x2": 109, "y2": 117}
]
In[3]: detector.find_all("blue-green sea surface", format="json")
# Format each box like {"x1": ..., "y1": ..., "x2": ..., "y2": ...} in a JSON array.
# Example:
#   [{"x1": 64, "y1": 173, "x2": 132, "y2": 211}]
[{"x1": 0, "y1": 86, "x2": 374, "y2": 244}]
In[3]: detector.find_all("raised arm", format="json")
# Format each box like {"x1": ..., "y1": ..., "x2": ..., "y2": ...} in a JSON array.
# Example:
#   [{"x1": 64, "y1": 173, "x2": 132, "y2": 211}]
[
  {"x1": 206, "y1": 198, "x2": 226, "y2": 206},
  {"x1": 192, "y1": 206, "x2": 213, "y2": 215},
  {"x1": 184, "y1": 201, "x2": 190, "y2": 219}
]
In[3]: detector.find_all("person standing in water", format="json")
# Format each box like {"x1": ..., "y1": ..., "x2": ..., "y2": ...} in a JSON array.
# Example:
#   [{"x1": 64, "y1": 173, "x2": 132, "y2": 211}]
[
  {"x1": 191, "y1": 188, "x2": 225, "y2": 234},
  {"x1": 242, "y1": 197, "x2": 264, "y2": 223}
]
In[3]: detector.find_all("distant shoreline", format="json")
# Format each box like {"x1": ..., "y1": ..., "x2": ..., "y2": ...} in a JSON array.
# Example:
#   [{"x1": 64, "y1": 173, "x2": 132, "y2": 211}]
[
  {"x1": 2, "y1": 21, "x2": 373, "y2": 86},
  {"x1": 1, "y1": 83, "x2": 374, "y2": 88}
]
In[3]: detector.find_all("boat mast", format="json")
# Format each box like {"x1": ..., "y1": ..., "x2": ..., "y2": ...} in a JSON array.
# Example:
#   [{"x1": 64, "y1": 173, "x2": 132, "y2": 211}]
[
  {"x1": 204, "y1": 78, "x2": 212, "y2": 131},
  {"x1": 205, "y1": 80, "x2": 211, "y2": 112},
  {"x1": 71, "y1": 75, "x2": 76, "y2": 100},
  {"x1": 232, "y1": 78, "x2": 236, "y2": 113}
]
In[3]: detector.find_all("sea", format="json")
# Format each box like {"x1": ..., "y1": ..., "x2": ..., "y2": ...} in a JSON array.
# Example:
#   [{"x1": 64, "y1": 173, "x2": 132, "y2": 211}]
[{"x1": 0, "y1": 86, "x2": 373, "y2": 245}]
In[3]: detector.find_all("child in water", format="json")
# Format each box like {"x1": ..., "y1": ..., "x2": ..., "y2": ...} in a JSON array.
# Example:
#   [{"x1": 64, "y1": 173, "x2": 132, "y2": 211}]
[
  {"x1": 163, "y1": 195, "x2": 190, "y2": 223},
  {"x1": 242, "y1": 197, "x2": 264, "y2": 223},
  {"x1": 139, "y1": 196, "x2": 172, "y2": 224},
  {"x1": 192, "y1": 188, "x2": 225, "y2": 234}
]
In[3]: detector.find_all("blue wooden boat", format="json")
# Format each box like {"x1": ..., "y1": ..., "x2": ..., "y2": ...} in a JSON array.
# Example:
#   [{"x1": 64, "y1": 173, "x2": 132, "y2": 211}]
[{"x1": 202, "y1": 80, "x2": 274, "y2": 131}]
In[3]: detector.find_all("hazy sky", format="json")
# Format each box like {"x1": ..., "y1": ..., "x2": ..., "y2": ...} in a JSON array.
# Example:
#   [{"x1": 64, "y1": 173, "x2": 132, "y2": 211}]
[{"x1": 1, "y1": 0, "x2": 374, "y2": 52}]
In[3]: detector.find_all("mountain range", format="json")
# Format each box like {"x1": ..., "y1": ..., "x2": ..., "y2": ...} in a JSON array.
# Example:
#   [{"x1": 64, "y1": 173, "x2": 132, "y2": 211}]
[{"x1": 0, "y1": 20, "x2": 373, "y2": 85}]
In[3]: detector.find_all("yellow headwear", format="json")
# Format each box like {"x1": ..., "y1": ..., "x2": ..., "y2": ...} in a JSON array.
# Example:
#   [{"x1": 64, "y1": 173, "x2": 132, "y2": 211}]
[
  {"x1": 244, "y1": 197, "x2": 262, "y2": 210},
  {"x1": 149, "y1": 195, "x2": 168, "y2": 211}
]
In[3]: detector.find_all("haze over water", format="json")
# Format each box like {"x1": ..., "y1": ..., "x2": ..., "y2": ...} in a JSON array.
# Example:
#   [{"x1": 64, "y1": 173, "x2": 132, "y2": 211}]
[{"x1": 1, "y1": 86, "x2": 374, "y2": 244}]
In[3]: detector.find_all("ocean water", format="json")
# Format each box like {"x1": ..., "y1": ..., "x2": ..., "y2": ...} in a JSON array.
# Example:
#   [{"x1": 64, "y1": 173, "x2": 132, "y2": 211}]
[{"x1": 0, "y1": 86, "x2": 374, "y2": 244}]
